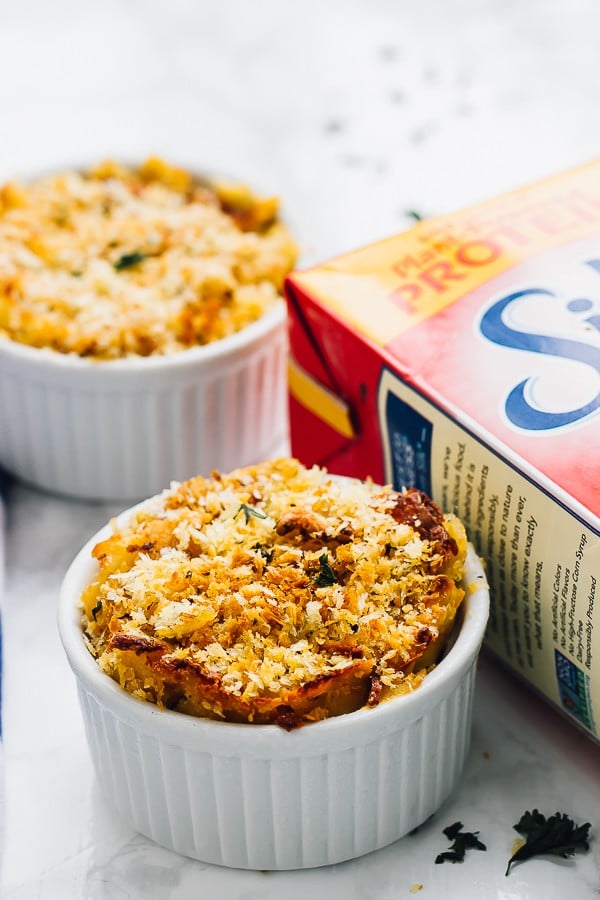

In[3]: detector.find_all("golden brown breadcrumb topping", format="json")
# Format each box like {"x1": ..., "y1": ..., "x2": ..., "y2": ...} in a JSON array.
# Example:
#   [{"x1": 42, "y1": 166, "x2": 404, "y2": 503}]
[
  {"x1": 0, "y1": 157, "x2": 297, "y2": 359},
  {"x1": 81, "y1": 458, "x2": 467, "y2": 728}
]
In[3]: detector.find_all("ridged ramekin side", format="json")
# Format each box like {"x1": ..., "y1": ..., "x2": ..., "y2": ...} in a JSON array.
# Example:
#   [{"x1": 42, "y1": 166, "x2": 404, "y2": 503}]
[
  {"x1": 0, "y1": 306, "x2": 287, "y2": 501},
  {"x1": 74, "y1": 658, "x2": 477, "y2": 870}
]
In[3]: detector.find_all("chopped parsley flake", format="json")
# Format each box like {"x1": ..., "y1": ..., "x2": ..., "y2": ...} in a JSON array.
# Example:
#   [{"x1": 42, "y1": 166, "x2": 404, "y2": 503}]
[
  {"x1": 236, "y1": 503, "x2": 268, "y2": 524},
  {"x1": 91, "y1": 600, "x2": 103, "y2": 621},
  {"x1": 252, "y1": 542, "x2": 274, "y2": 563},
  {"x1": 114, "y1": 251, "x2": 148, "y2": 271},
  {"x1": 313, "y1": 551, "x2": 339, "y2": 587}
]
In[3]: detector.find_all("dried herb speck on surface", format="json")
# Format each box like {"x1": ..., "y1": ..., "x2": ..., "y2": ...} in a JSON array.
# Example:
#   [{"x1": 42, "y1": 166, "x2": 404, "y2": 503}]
[
  {"x1": 435, "y1": 821, "x2": 486, "y2": 864},
  {"x1": 505, "y1": 809, "x2": 592, "y2": 875}
]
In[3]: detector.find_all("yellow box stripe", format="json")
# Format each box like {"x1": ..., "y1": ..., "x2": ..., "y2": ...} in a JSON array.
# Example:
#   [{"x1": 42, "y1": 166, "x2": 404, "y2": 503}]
[{"x1": 288, "y1": 356, "x2": 355, "y2": 439}]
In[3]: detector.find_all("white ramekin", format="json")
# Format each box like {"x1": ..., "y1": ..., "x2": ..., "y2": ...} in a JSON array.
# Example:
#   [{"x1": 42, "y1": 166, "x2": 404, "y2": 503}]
[
  {"x1": 0, "y1": 302, "x2": 287, "y2": 501},
  {"x1": 58, "y1": 506, "x2": 490, "y2": 871}
]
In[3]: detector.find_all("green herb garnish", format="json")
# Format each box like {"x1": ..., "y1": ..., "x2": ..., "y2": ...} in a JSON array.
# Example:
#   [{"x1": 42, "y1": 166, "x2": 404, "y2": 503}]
[
  {"x1": 435, "y1": 822, "x2": 486, "y2": 864},
  {"x1": 114, "y1": 251, "x2": 148, "y2": 271},
  {"x1": 313, "y1": 551, "x2": 339, "y2": 587},
  {"x1": 236, "y1": 503, "x2": 268, "y2": 524},
  {"x1": 91, "y1": 600, "x2": 103, "y2": 621},
  {"x1": 252, "y1": 542, "x2": 274, "y2": 563},
  {"x1": 506, "y1": 810, "x2": 591, "y2": 875}
]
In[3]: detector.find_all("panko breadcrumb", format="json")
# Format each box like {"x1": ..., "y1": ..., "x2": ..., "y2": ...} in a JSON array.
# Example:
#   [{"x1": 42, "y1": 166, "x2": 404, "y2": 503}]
[
  {"x1": 0, "y1": 157, "x2": 297, "y2": 359},
  {"x1": 81, "y1": 458, "x2": 468, "y2": 728}
]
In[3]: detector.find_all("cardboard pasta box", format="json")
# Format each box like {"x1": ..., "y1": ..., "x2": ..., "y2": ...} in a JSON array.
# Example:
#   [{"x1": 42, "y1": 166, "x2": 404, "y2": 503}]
[{"x1": 285, "y1": 159, "x2": 600, "y2": 742}]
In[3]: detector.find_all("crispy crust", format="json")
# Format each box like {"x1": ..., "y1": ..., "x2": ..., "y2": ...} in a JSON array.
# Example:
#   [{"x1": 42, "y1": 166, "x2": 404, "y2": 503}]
[
  {"x1": 0, "y1": 157, "x2": 297, "y2": 359},
  {"x1": 81, "y1": 458, "x2": 467, "y2": 727}
]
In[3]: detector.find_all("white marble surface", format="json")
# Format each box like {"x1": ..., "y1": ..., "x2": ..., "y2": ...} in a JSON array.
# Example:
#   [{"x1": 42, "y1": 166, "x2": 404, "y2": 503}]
[{"x1": 1, "y1": 1, "x2": 599, "y2": 897}]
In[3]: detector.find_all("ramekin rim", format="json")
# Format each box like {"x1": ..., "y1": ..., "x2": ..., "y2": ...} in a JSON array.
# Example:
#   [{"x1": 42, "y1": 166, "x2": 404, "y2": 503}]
[
  {"x1": 0, "y1": 155, "x2": 294, "y2": 373},
  {"x1": 58, "y1": 497, "x2": 490, "y2": 748}
]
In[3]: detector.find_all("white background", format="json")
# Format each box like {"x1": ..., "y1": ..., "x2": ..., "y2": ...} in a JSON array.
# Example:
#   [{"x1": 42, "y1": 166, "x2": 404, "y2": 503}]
[{"x1": 1, "y1": 1, "x2": 599, "y2": 897}]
